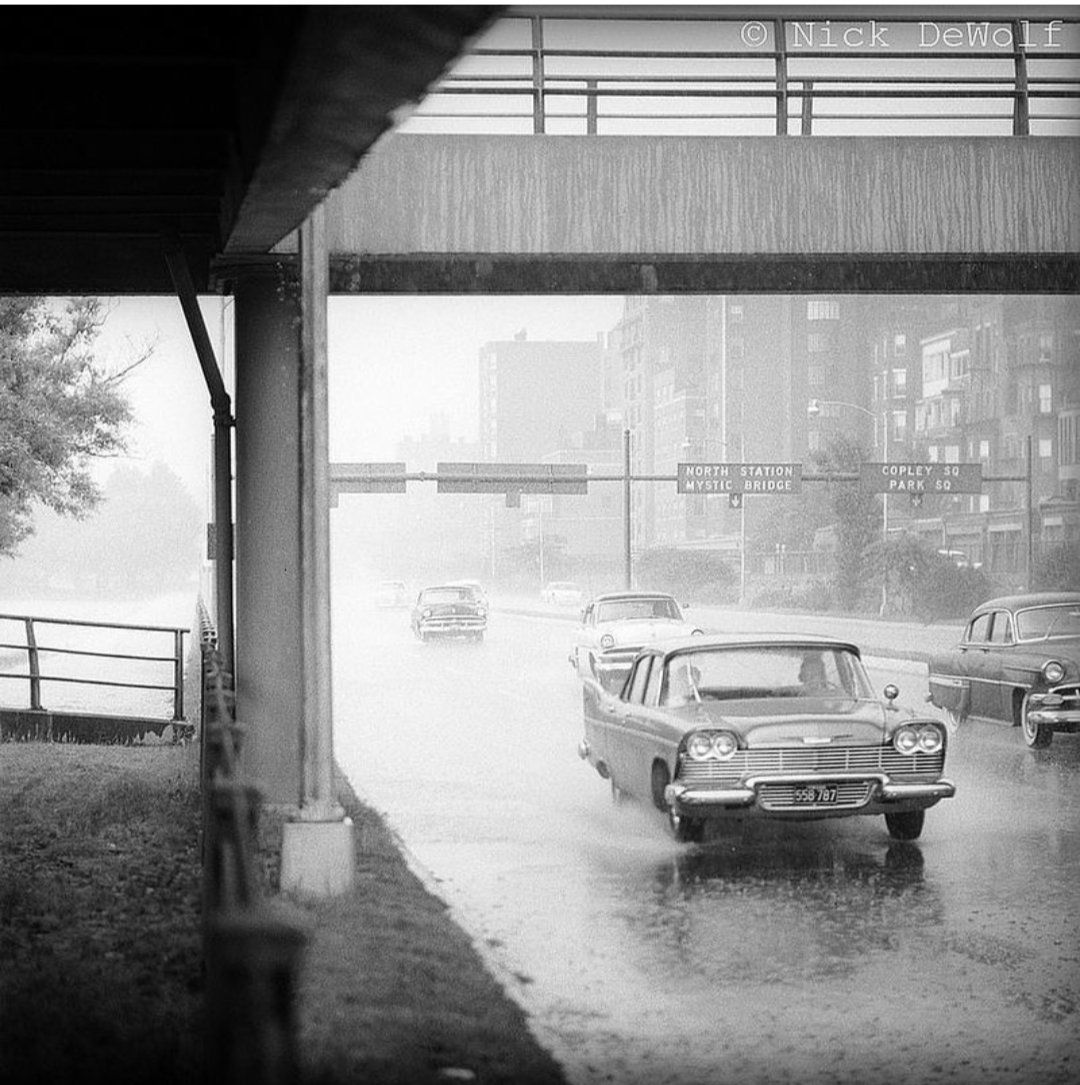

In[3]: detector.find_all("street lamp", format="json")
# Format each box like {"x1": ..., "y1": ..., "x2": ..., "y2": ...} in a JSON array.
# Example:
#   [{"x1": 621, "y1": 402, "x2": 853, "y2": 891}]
[{"x1": 807, "y1": 398, "x2": 890, "y2": 615}]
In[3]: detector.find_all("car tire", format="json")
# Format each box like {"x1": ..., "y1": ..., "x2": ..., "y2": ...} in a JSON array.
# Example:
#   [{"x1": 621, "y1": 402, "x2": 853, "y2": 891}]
[
  {"x1": 884, "y1": 809, "x2": 925, "y2": 841},
  {"x1": 651, "y1": 761, "x2": 703, "y2": 843},
  {"x1": 1020, "y1": 692, "x2": 1053, "y2": 748}
]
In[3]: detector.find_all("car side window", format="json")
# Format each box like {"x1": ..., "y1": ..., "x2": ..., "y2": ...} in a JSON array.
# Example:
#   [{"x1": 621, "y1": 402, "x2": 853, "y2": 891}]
[
  {"x1": 626, "y1": 657, "x2": 652, "y2": 704},
  {"x1": 988, "y1": 611, "x2": 1014, "y2": 645},
  {"x1": 967, "y1": 613, "x2": 993, "y2": 644}
]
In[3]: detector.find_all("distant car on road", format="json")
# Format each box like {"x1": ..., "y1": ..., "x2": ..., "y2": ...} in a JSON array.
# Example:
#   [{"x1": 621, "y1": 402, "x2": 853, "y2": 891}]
[
  {"x1": 578, "y1": 632, "x2": 955, "y2": 843},
  {"x1": 542, "y1": 581, "x2": 585, "y2": 607},
  {"x1": 374, "y1": 580, "x2": 409, "y2": 608},
  {"x1": 570, "y1": 590, "x2": 702, "y2": 688},
  {"x1": 928, "y1": 591, "x2": 1080, "y2": 747},
  {"x1": 411, "y1": 583, "x2": 487, "y2": 643}
]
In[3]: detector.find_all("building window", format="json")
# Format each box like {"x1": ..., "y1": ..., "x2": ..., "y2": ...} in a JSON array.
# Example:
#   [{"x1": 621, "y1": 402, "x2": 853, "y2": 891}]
[
  {"x1": 949, "y1": 398, "x2": 962, "y2": 427},
  {"x1": 1039, "y1": 384, "x2": 1053, "y2": 413},
  {"x1": 980, "y1": 494, "x2": 990, "y2": 513},
  {"x1": 928, "y1": 445, "x2": 939, "y2": 462},
  {"x1": 729, "y1": 304, "x2": 744, "y2": 323},
  {"x1": 807, "y1": 300, "x2": 839, "y2": 321},
  {"x1": 979, "y1": 439, "x2": 990, "y2": 460},
  {"x1": 1039, "y1": 438, "x2": 1053, "y2": 460},
  {"x1": 894, "y1": 333, "x2": 907, "y2": 355},
  {"x1": 891, "y1": 368, "x2": 906, "y2": 396},
  {"x1": 945, "y1": 445, "x2": 960, "y2": 463}
]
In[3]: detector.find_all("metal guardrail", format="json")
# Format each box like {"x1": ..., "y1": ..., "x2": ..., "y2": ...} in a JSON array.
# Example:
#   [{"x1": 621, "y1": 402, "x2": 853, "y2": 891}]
[
  {"x1": 0, "y1": 612, "x2": 188, "y2": 738},
  {"x1": 198, "y1": 600, "x2": 307, "y2": 1085},
  {"x1": 400, "y1": 12, "x2": 1080, "y2": 136}
]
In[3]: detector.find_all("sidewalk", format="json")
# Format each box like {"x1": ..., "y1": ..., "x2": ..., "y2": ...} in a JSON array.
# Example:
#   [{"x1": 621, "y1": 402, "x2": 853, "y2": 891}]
[{"x1": 493, "y1": 593, "x2": 964, "y2": 665}]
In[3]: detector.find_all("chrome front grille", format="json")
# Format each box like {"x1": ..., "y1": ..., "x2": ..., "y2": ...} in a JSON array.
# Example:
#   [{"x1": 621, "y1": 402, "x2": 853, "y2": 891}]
[
  {"x1": 677, "y1": 746, "x2": 945, "y2": 788},
  {"x1": 758, "y1": 780, "x2": 873, "y2": 811}
]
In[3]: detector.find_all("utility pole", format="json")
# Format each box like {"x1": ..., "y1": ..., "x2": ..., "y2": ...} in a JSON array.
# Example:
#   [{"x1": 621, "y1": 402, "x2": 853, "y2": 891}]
[{"x1": 624, "y1": 428, "x2": 633, "y2": 590}]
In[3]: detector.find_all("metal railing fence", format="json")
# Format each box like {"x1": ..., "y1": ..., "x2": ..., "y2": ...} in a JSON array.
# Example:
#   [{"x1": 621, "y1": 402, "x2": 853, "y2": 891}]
[
  {"x1": 398, "y1": 12, "x2": 1080, "y2": 136},
  {"x1": 0, "y1": 611, "x2": 186, "y2": 719},
  {"x1": 198, "y1": 600, "x2": 307, "y2": 1085}
]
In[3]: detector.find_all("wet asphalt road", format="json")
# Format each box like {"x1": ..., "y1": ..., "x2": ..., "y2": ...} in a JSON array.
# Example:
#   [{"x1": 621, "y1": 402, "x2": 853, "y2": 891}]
[{"x1": 333, "y1": 596, "x2": 1080, "y2": 1085}]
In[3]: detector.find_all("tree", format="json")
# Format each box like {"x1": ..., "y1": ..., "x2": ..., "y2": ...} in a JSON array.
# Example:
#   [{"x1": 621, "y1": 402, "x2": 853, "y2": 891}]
[
  {"x1": 811, "y1": 435, "x2": 881, "y2": 612},
  {"x1": 0, "y1": 298, "x2": 140, "y2": 557}
]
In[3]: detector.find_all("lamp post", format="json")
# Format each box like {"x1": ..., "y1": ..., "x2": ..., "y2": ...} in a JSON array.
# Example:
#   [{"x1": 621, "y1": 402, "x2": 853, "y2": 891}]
[{"x1": 808, "y1": 398, "x2": 889, "y2": 615}]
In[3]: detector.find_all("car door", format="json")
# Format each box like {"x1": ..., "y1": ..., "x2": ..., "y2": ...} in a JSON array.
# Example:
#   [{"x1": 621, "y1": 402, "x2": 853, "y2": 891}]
[
  {"x1": 979, "y1": 609, "x2": 1017, "y2": 721},
  {"x1": 964, "y1": 610, "x2": 1007, "y2": 720},
  {"x1": 604, "y1": 655, "x2": 654, "y2": 797}
]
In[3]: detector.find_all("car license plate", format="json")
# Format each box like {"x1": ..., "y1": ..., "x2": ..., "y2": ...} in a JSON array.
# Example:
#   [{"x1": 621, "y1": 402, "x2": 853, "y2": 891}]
[{"x1": 792, "y1": 784, "x2": 839, "y2": 804}]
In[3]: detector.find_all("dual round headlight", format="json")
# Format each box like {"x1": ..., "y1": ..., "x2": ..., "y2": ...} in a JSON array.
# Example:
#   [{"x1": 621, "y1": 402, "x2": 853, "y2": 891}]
[
  {"x1": 686, "y1": 730, "x2": 739, "y2": 761},
  {"x1": 894, "y1": 723, "x2": 945, "y2": 755}
]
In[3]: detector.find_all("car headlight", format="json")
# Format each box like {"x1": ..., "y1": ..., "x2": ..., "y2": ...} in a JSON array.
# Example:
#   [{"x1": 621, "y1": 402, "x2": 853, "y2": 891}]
[
  {"x1": 600, "y1": 633, "x2": 615, "y2": 649},
  {"x1": 685, "y1": 731, "x2": 739, "y2": 761},
  {"x1": 477, "y1": 607, "x2": 487, "y2": 617},
  {"x1": 1043, "y1": 660, "x2": 1066, "y2": 684},
  {"x1": 421, "y1": 607, "x2": 433, "y2": 619},
  {"x1": 894, "y1": 723, "x2": 945, "y2": 755}
]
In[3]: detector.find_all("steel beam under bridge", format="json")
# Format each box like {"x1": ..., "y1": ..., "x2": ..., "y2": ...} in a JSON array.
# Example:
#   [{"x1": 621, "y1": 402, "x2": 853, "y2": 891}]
[{"x1": 272, "y1": 135, "x2": 1080, "y2": 294}]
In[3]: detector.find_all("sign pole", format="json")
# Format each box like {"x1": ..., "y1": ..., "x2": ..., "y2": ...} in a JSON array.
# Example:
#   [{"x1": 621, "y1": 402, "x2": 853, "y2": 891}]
[{"x1": 624, "y1": 428, "x2": 632, "y2": 590}]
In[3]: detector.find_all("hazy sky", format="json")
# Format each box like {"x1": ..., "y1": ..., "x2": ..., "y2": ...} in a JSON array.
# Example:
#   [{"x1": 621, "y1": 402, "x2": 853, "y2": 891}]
[{"x1": 97, "y1": 294, "x2": 626, "y2": 508}]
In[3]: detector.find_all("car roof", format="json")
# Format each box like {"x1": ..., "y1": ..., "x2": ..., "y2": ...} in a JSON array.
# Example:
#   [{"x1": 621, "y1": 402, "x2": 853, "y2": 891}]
[
  {"x1": 638, "y1": 632, "x2": 863, "y2": 657},
  {"x1": 975, "y1": 592, "x2": 1080, "y2": 613},
  {"x1": 591, "y1": 590, "x2": 677, "y2": 602}
]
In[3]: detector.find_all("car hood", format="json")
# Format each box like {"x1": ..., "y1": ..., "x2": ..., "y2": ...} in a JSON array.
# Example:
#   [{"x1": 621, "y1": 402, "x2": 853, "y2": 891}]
[
  {"x1": 676, "y1": 697, "x2": 890, "y2": 745},
  {"x1": 599, "y1": 619, "x2": 697, "y2": 644}
]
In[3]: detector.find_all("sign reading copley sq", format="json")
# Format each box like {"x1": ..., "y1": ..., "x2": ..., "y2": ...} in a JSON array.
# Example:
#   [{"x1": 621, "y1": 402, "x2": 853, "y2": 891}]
[
  {"x1": 860, "y1": 462, "x2": 982, "y2": 494},
  {"x1": 677, "y1": 463, "x2": 803, "y2": 495}
]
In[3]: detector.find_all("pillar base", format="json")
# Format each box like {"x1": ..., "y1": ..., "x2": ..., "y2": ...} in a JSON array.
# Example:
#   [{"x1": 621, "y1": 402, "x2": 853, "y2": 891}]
[{"x1": 280, "y1": 817, "x2": 355, "y2": 897}]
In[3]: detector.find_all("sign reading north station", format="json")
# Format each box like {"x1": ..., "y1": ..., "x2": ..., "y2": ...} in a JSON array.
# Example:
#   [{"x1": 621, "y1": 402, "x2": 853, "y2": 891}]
[
  {"x1": 677, "y1": 462, "x2": 802, "y2": 495},
  {"x1": 860, "y1": 462, "x2": 982, "y2": 494}
]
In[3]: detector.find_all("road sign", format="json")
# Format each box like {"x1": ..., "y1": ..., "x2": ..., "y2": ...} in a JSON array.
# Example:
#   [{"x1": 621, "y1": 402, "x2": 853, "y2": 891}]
[
  {"x1": 860, "y1": 462, "x2": 982, "y2": 494},
  {"x1": 437, "y1": 462, "x2": 588, "y2": 494},
  {"x1": 330, "y1": 462, "x2": 407, "y2": 493},
  {"x1": 677, "y1": 462, "x2": 802, "y2": 495}
]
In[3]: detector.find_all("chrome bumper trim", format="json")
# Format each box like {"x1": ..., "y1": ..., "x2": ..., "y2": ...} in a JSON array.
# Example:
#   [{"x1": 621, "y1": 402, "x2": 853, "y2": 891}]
[{"x1": 665, "y1": 774, "x2": 956, "y2": 808}]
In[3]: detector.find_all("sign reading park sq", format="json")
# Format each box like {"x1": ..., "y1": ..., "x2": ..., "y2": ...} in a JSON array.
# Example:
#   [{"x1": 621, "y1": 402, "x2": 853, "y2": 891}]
[
  {"x1": 677, "y1": 463, "x2": 803, "y2": 495},
  {"x1": 859, "y1": 462, "x2": 983, "y2": 494}
]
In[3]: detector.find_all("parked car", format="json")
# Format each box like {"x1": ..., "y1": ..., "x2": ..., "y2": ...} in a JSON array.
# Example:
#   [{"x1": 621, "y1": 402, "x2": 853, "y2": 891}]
[
  {"x1": 927, "y1": 591, "x2": 1080, "y2": 748},
  {"x1": 570, "y1": 591, "x2": 703, "y2": 688},
  {"x1": 578, "y1": 633, "x2": 955, "y2": 843},
  {"x1": 411, "y1": 583, "x2": 487, "y2": 642},
  {"x1": 542, "y1": 581, "x2": 585, "y2": 606},
  {"x1": 374, "y1": 580, "x2": 409, "y2": 608}
]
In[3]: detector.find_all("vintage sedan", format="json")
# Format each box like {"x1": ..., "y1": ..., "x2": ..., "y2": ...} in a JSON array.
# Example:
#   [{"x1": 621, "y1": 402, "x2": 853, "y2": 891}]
[
  {"x1": 570, "y1": 590, "x2": 703, "y2": 688},
  {"x1": 542, "y1": 581, "x2": 585, "y2": 606},
  {"x1": 411, "y1": 583, "x2": 487, "y2": 642},
  {"x1": 928, "y1": 591, "x2": 1080, "y2": 748},
  {"x1": 578, "y1": 633, "x2": 955, "y2": 843}
]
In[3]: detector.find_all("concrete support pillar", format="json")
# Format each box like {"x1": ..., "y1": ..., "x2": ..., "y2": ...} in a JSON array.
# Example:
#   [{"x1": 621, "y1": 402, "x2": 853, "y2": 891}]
[
  {"x1": 234, "y1": 268, "x2": 304, "y2": 807},
  {"x1": 232, "y1": 229, "x2": 353, "y2": 897}
]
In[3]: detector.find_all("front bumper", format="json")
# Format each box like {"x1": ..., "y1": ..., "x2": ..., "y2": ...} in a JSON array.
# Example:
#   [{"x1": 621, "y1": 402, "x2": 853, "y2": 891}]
[
  {"x1": 664, "y1": 772, "x2": 956, "y2": 818},
  {"x1": 416, "y1": 617, "x2": 486, "y2": 635},
  {"x1": 1025, "y1": 686, "x2": 1080, "y2": 732}
]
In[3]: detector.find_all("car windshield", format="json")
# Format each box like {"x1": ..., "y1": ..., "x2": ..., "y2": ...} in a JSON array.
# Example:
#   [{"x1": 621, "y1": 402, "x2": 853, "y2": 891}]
[
  {"x1": 660, "y1": 645, "x2": 872, "y2": 705},
  {"x1": 1016, "y1": 604, "x2": 1080, "y2": 640},
  {"x1": 421, "y1": 588, "x2": 476, "y2": 604},
  {"x1": 597, "y1": 597, "x2": 681, "y2": 622}
]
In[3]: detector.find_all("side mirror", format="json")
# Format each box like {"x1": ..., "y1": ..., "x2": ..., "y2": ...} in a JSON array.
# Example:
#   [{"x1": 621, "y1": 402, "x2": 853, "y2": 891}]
[{"x1": 883, "y1": 683, "x2": 900, "y2": 703}]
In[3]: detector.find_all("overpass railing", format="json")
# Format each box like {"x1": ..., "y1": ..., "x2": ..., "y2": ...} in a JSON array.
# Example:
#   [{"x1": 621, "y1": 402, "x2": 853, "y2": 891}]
[{"x1": 401, "y1": 11, "x2": 1080, "y2": 137}]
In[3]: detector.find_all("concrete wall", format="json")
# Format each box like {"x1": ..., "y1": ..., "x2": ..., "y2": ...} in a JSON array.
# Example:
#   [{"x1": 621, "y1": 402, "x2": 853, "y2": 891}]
[{"x1": 323, "y1": 135, "x2": 1079, "y2": 256}]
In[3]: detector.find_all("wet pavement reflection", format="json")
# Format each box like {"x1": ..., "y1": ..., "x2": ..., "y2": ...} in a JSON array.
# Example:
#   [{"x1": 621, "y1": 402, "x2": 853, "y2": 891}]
[{"x1": 334, "y1": 599, "x2": 1080, "y2": 1085}]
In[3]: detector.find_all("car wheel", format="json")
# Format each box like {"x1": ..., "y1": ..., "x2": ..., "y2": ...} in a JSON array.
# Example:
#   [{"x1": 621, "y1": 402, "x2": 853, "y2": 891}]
[
  {"x1": 1020, "y1": 692, "x2": 1053, "y2": 748},
  {"x1": 651, "y1": 761, "x2": 703, "y2": 843},
  {"x1": 884, "y1": 809, "x2": 925, "y2": 841}
]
